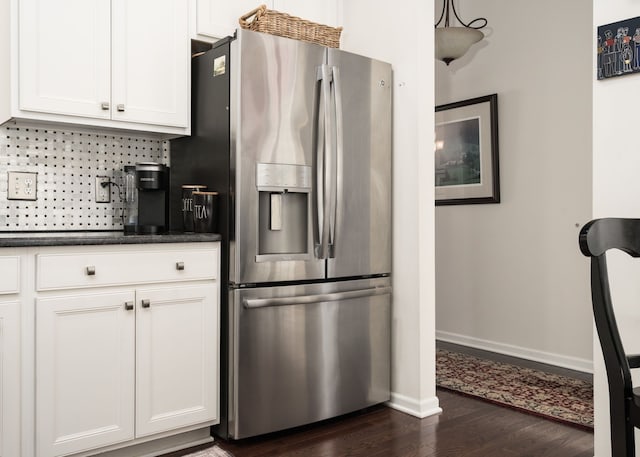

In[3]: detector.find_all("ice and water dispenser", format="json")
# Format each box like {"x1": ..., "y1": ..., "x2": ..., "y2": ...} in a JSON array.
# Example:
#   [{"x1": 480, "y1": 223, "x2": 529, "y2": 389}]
[{"x1": 256, "y1": 163, "x2": 311, "y2": 260}]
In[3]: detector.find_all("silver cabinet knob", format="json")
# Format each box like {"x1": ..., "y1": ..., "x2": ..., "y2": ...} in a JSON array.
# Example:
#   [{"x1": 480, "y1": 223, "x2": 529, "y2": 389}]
[
  {"x1": 86, "y1": 266, "x2": 96, "y2": 276},
  {"x1": 141, "y1": 299, "x2": 151, "y2": 308},
  {"x1": 101, "y1": 102, "x2": 110, "y2": 110},
  {"x1": 117, "y1": 104, "x2": 125, "y2": 112},
  {"x1": 176, "y1": 262, "x2": 185, "y2": 271},
  {"x1": 124, "y1": 301, "x2": 134, "y2": 311}
]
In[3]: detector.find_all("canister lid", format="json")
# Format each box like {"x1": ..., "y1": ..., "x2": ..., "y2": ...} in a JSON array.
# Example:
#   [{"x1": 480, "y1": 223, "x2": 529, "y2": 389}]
[{"x1": 192, "y1": 191, "x2": 219, "y2": 195}]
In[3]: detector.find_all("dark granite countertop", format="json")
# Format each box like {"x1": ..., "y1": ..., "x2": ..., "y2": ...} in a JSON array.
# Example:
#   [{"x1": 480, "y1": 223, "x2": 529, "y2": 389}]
[{"x1": 0, "y1": 231, "x2": 222, "y2": 248}]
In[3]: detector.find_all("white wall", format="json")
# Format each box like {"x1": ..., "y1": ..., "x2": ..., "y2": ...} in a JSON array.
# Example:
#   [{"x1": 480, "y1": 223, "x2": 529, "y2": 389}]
[
  {"x1": 434, "y1": 0, "x2": 593, "y2": 372},
  {"x1": 341, "y1": 0, "x2": 439, "y2": 417},
  {"x1": 593, "y1": 2, "x2": 640, "y2": 455}
]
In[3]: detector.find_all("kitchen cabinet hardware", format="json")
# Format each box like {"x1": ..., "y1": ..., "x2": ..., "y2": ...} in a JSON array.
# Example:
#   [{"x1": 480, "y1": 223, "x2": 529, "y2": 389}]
[
  {"x1": 101, "y1": 102, "x2": 110, "y2": 110},
  {"x1": 124, "y1": 301, "x2": 134, "y2": 311},
  {"x1": 141, "y1": 299, "x2": 151, "y2": 308},
  {"x1": 176, "y1": 262, "x2": 185, "y2": 271},
  {"x1": 117, "y1": 104, "x2": 125, "y2": 112},
  {"x1": 86, "y1": 266, "x2": 96, "y2": 276}
]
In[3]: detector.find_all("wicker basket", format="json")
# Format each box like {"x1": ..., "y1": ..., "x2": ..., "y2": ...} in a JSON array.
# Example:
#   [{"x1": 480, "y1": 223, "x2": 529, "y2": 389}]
[{"x1": 239, "y1": 5, "x2": 342, "y2": 48}]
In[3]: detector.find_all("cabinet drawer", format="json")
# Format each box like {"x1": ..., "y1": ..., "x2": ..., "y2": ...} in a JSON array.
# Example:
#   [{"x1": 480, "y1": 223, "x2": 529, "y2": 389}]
[
  {"x1": 37, "y1": 246, "x2": 218, "y2": 291},
  {"x1": 0, "y1": 257, "x2": 20, "y2": 295}
]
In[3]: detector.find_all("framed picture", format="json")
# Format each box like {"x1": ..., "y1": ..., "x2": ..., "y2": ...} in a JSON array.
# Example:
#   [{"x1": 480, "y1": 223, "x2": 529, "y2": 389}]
[
  {"x1": 597, "y1": 16, "x2": 640, "y2": 80},
  {"x1": 435, "y1": 94, "x2": 500, "y2": 206}
]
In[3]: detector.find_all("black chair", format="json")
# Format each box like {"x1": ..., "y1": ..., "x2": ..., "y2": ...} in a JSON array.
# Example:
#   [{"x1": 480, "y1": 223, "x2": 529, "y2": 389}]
[{"x1": 580, "y1": 218, "x2": 640, "y2": 457}]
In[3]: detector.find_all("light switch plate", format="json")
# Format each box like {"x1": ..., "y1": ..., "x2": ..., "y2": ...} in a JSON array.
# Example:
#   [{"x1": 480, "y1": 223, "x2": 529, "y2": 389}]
[{"x1": 7, "y1": 171, "x2": 37, "y2": 200}]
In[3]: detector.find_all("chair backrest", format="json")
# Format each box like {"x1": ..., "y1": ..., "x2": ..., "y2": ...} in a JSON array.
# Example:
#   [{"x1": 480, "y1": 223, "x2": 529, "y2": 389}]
[{"x1": 580, "y1": 218, "x2": 640, "y2": 456}]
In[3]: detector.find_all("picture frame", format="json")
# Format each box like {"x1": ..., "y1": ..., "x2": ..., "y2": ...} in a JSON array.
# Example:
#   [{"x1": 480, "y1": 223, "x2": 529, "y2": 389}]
[
  {"x1": 597, "y1": 16, "x2": 640, "y2": 80},
  {"x1": 435, "y1": 93, "x2": 500, "y2": 206}
]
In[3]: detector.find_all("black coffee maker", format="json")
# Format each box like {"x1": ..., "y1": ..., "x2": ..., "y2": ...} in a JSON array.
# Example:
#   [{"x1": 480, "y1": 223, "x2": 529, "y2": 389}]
[{"x1": 124, "y1": 162, "x2": 169, "y2": 234}]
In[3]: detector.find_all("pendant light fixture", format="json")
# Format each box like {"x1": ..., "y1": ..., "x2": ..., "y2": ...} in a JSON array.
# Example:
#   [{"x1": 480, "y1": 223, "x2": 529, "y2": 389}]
[{"x1": 435, "y1": 0, "x2": 487, "y2": 66}]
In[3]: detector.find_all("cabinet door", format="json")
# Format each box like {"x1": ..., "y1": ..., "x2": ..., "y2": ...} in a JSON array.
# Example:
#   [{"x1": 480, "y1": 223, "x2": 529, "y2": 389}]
[
  {"x1": 19, "y1": 0, "x2": 111, "y2": 119},
  {"x1": 196, "y1": 0, "x2": 273, "y2": 39},
  {"x1": 36, "y1": 291, "x2": 135, "y2": 457},
  {"x1": 112, "y1": 0, "x2": 189, "y2": 127},
  {"x1": 135, "y1": 283, "x2": 219, "y2": 437},
  {"x1": 0, "y1": 301, "x2": 20, "y2": 457},
  {"x1": 272, "y1": 0, "x2": 340, "y2": 27}
]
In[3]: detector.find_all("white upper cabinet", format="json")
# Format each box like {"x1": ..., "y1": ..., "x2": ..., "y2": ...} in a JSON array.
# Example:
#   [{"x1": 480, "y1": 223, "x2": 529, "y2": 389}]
[
  {"x1": 194, "y1": 0, "x2": 340, "y2": 42},
  {"x1": 19, "y1": 0, "x2": 111, "y2": 120},
  {"x1": 13, "y1": 0, "x2": 191, "y2": 136},
  {"x1": 111, "y1": 0, "x2": 189, "y2": 128}
]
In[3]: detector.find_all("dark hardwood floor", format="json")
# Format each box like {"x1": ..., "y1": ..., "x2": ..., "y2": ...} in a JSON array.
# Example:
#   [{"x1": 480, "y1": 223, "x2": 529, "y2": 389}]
[
  {"x1": 169, "y1": 388, "x2": 593, "y2": 457},
  {"x1": 167, "y1": 343, "x2": 594, "y2": 457}
]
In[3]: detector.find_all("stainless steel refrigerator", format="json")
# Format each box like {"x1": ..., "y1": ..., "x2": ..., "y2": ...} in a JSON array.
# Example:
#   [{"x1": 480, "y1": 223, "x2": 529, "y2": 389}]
[{"x1": 170, "y1": 28, "x2": 392, "y2": 439}]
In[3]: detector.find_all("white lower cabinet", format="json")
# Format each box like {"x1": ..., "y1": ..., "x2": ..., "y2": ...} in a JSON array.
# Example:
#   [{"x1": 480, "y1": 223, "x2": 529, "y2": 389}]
[
  {"x1": 36, "y1": 291, "x2": 136, "y2": 457},
  {"x1": 0, "y1": 253, "x2": 22, "y2": 457},
  {"x1": 136, "y1": 284, "x2": 219, "y2": 437},
  {"x1": 34, "y1": 243, "x2": 220, "y2": 457},
  {"x1": 0, "y1": 299, "x2": 21, "y2": 457}
]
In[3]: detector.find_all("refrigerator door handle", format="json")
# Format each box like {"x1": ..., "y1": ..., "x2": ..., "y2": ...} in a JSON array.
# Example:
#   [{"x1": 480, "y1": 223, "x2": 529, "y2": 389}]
[
  {"x1": 329, "y1": 66, "x2": 343, "y2": 258},
  {"x1": 322, "y1": 64, "x2": 335, "y2": 260},
  {"x1": 243, "y1": 286, "x2": 392, "y2": 309},
  {"x1": 315, "y1": 64, "x2": 334, "y2": 260},
  {"x1": 315, "y1": 66, "x2": 326, "y2": 258}
]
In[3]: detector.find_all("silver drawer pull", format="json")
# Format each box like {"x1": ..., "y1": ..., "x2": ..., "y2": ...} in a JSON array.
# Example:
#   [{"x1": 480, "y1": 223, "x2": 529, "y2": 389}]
[
  {"x1": 176, "y1": 261, "x2": 185, "y2": 271},
  {"x1": 117, "y1": 103, "x2": 125, "y2": 112},
  {"x1": 141, "y1": 299, "x2": 151, "y2": 308},
  {"x1": 86, "y1": 266, "x2": 96, "y2": 276},
  {"x1": 101, "y1": 102, "x2": 110, "y2": 110},
  {"x1": 124, "y1": 301, "x2": 134, "y2": 311}
]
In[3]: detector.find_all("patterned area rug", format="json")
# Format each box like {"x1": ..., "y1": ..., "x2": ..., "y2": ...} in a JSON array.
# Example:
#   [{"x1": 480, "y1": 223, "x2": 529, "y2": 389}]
[
  {"x1": 436, "y1": 349, "x2": 594, "y2": 430},
  {"x1": 184, "y1": 445, "x2": 234, "y2": 457}
]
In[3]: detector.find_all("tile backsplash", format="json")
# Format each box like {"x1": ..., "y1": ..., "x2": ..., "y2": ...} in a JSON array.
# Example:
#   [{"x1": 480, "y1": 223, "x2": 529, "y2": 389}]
[{"x1": 0, "y1": 121, "x2": 169, "y2": 231}]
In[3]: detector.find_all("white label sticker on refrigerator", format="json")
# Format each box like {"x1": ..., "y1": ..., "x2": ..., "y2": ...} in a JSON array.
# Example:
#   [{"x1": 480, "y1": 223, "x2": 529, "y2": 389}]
[{"x1": 213, "y1": 55, "x2": 226, "y2": 76}]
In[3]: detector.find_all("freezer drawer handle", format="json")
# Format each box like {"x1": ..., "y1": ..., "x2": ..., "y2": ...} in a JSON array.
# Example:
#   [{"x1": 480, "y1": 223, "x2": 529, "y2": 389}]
[{"x1": 243, "y1": 286, "x2": 392, "y2": 309}]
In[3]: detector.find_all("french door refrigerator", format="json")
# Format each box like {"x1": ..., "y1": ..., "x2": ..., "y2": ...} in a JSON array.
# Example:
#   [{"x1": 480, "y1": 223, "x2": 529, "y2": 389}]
[{"x1": 170, "y1": 28, "x2": 392, "y2": 439}]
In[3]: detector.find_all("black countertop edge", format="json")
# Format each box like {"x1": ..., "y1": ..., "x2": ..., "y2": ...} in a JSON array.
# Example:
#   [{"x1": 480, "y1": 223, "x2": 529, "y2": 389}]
[{"x1": 0, "y1": 231, "x2": 222, "y2": 248}]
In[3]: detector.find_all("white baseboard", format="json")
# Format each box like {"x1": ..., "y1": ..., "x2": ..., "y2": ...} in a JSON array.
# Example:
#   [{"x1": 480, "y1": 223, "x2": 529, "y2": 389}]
[
  {"x1": 387, "y1": 392, "x2": 442, "y2": 418},
  {"x1": 436, "y1": 330, "x2": 594, "y2": 374}
]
